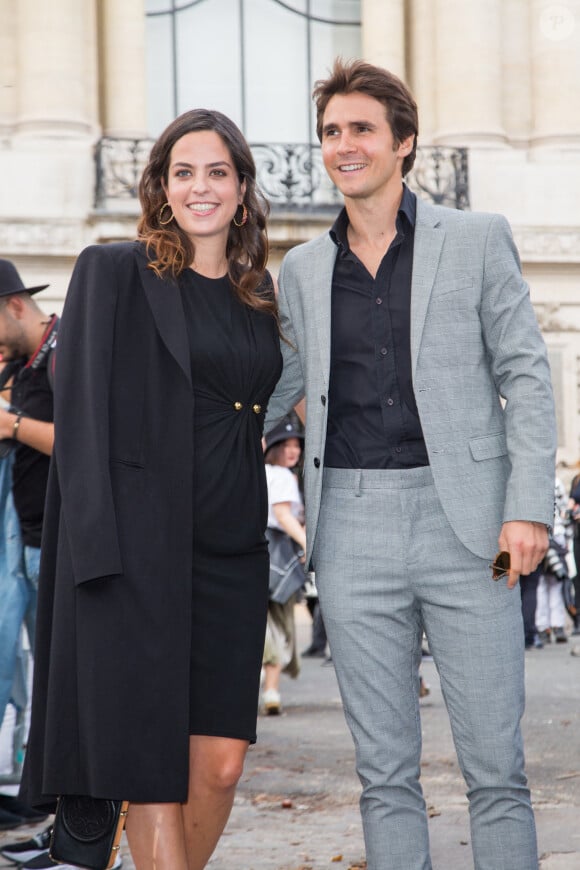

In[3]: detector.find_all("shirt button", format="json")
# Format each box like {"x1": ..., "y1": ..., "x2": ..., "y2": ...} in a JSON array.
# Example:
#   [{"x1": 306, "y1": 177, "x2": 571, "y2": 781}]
[
  {"x1": 252, "y1": 404, "x2": 261, "y2": 414},
  {"x1": 375, "y1": 297, "x2": 382, "y2": 305},
  {"x1": 234, "y1": 401, "x2": 243, "y2": 411},
  {"x1": 386, "y1": 397, "x2": 394, "y2": 406},
  {"x1": 314, "y1": 457, "x2": 320, "y2": 468},
  {"x1": 380, "y1": 347, "x2": 388, "y2": 356},
  {"x1": 395, "y1": 447, "x2": 402, "y2": 453}
]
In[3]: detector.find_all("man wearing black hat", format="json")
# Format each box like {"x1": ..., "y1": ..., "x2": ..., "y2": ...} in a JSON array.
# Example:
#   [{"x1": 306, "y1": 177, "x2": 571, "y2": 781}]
[{"x1": 0, "y1": 259, "x2": 56, "y2": 829}]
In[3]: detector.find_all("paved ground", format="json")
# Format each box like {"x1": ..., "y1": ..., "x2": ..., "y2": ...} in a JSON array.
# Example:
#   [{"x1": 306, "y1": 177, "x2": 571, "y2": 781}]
[{"x1": 1, "y1": 605, "x2": 579, "y2": 869}]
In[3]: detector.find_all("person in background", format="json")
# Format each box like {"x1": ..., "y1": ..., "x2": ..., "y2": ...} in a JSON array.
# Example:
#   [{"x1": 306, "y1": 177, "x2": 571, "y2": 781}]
[
  {"x1": 520, "y1": 567, "x2": 544, "y2": 649},
  {"x1": 262, "y1": 416, "x2": 306, "y2": 714},
  {"x1": 18, "y1": 108, "x2": 282, "y2": 870},
  {"x1": 567, "y1": 465, "x2": 580, "y2": 635},
  {"x1": 536, "y1": 477, "x2": 571, "y2": 644},
  {"x1": 265, "y1": 58, "x2": 556, "y2": 870},
  {"x1": 301, "y1": 582, "x2": 329, "y2": 659},
  {"x1": 0, "y1": 261, "x2": 55, "y2": 833}
]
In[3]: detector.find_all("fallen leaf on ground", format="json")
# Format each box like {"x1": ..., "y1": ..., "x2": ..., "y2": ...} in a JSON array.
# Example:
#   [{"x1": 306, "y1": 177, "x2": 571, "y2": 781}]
[{"x1": 251, "y1": 793, "x2": 271, "y2": 805}]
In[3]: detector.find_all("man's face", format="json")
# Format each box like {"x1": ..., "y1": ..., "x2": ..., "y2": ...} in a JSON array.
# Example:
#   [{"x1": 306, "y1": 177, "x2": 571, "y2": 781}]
[
  {"x1": 320, "y1": 91, "x2": 413, "y2": 203},
  {"x1": 0, "y1": 300, "x2": 26, "y2": 361}
]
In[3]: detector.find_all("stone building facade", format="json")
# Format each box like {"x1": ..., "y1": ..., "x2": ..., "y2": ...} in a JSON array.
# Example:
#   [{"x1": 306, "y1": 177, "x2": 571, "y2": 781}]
[{"x1": 1, "y1": 0, "x2": 579, "y2": 465}]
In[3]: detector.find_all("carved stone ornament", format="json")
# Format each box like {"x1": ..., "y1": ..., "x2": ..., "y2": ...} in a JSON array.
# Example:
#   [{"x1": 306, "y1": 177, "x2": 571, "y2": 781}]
[
  {"x1": 513, "y1": 229, "x2": 580, "y2": 263},
  {"x1": 0, "y1": 220, "x2": 83, "y2": 256},
  {"x1": 533, "y1": 302, "x2": 579, "y2": 333}
]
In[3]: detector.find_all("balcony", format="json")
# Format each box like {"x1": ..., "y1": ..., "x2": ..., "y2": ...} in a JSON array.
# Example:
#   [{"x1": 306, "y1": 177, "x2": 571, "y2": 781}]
[{"x1": 94, "y1": 138, "x2": 469, "y2": 214}]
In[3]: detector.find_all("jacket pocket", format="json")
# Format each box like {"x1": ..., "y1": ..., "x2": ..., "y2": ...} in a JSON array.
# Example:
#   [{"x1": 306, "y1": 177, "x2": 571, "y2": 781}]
[
  {"x1": 469, "y1": 432, "x2": 508, "y2": 461},
  {"x1": 109, "y1": 457, "x2": 145, "y2": 470},
  {"x1": 431, "y1": 277, "x2": 474, "y2": 299}
]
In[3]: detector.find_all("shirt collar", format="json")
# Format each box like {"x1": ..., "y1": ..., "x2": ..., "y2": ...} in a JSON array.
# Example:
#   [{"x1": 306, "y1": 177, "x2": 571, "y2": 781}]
[{"x1": 330, "y1": 183, "x2": 417, "y2": 252}]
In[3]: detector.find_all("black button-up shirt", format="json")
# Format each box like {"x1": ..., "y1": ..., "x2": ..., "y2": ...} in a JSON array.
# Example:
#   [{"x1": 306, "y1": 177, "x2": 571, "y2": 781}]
[{"x1": 324, "y1": 184, "x2": 429, "y2": 469}]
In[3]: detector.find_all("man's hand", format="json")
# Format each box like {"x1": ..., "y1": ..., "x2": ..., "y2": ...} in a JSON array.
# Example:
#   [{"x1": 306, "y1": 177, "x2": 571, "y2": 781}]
[
  {"x1": 498, "y1": 520, "x2": 549, "y2": 589},
  {"x1": 0, "y1": 405, "x2": 54, "y2": 455},
  {"x1": 0, "y1": 405, "x2": 17, "y2": 440}
]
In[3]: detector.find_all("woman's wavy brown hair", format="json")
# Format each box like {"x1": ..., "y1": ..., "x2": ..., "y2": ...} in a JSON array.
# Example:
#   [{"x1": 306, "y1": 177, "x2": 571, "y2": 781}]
[{"x1": 138, "y1": 108, "x2": 275, "y2": 317}]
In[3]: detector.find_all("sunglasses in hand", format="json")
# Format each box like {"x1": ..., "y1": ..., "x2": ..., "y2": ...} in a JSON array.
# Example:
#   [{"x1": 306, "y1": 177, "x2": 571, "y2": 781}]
[{"x1": 490, "y1": 550, "x2": 510, "y2": 581}]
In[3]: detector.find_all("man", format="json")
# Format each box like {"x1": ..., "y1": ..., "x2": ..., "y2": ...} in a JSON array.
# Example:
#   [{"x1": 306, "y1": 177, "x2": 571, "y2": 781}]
[
  {"x1": 0, "y1": 259, "x2": 56, "y2": 830},
  {"x1": 266, "y1": 60, "x2": 556, "y2": 870}
]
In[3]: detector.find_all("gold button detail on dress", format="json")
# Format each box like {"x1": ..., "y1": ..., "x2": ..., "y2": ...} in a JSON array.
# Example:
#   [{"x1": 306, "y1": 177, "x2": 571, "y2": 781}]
[
  {"x1": 234, "y1": 401, "x2": 243, "y2": 411},
  {"x1": 252, "y1": 404, "x2": 262, "y2": 414}
]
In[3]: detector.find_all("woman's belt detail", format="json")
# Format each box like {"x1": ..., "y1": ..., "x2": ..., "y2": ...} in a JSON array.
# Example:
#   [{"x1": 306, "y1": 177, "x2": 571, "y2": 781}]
[{"x1": 233, "y1": 401, "x2": 261, "y2": 414}]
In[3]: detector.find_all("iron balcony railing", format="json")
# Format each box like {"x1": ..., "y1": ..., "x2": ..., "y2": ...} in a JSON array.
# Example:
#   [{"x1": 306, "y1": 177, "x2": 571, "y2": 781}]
[{"x1": 94, "y1": 138, "x2": 469, "y2": 213}]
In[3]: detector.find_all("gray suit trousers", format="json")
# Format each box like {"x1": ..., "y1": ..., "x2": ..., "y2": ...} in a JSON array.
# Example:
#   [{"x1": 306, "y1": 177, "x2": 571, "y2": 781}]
[{"x1": 312, "y1": 466, "x2": 538, "y2": 870}]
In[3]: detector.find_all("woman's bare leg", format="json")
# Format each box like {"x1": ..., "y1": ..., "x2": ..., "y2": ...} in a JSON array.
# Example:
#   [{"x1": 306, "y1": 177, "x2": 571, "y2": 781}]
[
  {"x1": 124, "y1": 735, "x2": 248, "y2": 869},
  {"x1": 182, "y1": 735, "x2": 249, "y2": 870},
  {"x1": 125, "y1": 802, "x2": 188, "y2": 870}
]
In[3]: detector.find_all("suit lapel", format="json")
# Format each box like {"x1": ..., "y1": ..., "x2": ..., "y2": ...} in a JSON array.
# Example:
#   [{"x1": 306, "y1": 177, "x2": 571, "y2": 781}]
[
  {"x1": 303, "y1": 235, "x2": 337, "y2": 390},
  {"x1": 135, "y1": 244, "x2": 192, "y2": 387},
  {"x1": 410, "y1": 200, "x2": 445, "y2": 374}
]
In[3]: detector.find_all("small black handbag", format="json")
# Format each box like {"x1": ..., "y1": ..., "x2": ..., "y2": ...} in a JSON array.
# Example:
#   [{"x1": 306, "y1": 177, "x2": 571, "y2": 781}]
[
  {"x1": 50, "y1": 795, "x2": 129, "y2": 870},
  {"x1": 265, "y1": 527, "x2": 305, "y2": 604}
]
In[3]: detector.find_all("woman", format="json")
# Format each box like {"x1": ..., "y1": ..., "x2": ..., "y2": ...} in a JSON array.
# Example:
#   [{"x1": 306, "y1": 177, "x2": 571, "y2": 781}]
[
  {"x1": 568, "y1": 466, "x2": 580, "y2": 635},
  {"x1": 19, "y1": 109, "x2": 282, "y2": 869},
  {"x1": 536, "y1": 477, "x2": 570, "y2": 644},
  {"x1": 262, "y1": 417, "x2": 306, "y2": 714}
]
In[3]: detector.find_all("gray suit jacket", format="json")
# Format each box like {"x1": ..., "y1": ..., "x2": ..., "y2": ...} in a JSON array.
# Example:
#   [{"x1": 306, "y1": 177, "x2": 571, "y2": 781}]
[{"x1": 266, "y1": 197, "x2": 557, "y2": 564}]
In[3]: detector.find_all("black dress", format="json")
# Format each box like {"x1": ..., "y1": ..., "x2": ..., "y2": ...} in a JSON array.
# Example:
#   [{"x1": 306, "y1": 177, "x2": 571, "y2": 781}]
[{"x1": 179, "y1": 269, "x2": 282, "y2": 742}]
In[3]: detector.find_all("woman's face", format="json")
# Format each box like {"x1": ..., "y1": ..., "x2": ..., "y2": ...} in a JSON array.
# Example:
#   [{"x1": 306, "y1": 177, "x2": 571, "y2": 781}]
[
  {"x1": 279, "y1": 437, "x2": 302, "y2": 468},
  {"x1": 162, "y1": 130, "x2": 245, "y2": 249}
]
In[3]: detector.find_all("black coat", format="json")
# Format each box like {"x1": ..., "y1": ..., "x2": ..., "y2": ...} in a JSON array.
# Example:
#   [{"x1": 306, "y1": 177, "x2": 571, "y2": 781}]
[{"x1": 20, "y1": 241, "x2": 227, "y2": 807}]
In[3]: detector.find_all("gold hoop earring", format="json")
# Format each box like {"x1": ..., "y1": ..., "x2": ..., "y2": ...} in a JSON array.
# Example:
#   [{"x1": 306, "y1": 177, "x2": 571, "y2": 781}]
[
  {"x1": 159, "y1": 202, "x2": 174, "y2": 226},
  {"x1": 232, "y1": 203, "x2": 248, "y2": 227}
]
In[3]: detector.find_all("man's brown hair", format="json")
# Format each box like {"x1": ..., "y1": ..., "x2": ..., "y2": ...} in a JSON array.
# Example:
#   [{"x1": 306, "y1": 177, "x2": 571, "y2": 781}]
[{"x1": 313, "y1": 58, "x2": 419, "y2": 176}]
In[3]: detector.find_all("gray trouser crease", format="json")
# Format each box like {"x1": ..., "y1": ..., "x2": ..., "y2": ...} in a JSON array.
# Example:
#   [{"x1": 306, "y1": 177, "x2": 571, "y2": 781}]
[{"x1": 312, "y1": 466, "x2": 538, "y2": 870}]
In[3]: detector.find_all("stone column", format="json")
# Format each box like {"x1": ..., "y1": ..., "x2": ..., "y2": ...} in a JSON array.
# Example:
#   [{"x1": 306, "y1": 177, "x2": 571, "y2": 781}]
[
  {"x1": 531, "y1": 0, "x2": 580, "y2": 146},
  {"x1": 0, "y1": 0, "x2": 17, "y2": 129},
  {"x1": 434, "y1": 0, "x2": 505, "y2": 144},
  {"x1": 502, "y1": 0, "x2": 532, "y2": 145},
  {"x1": 16, "y1": 0, "x2": 94, "y2": 136},
  {"x1": 407, "y1": 0, "x2": 437, "y2": 142},
  {"x1": 361, "y1": 0, "x2": 406, "y2": 80},
  {"x1": 100, "y1": 0, "x2": 148, "y2": 139}
]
